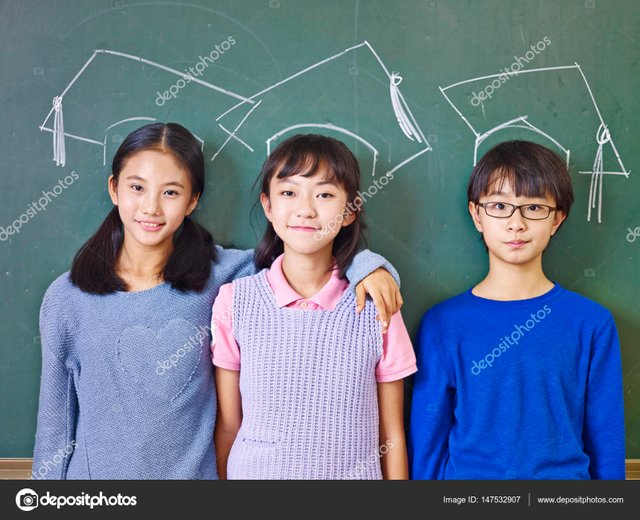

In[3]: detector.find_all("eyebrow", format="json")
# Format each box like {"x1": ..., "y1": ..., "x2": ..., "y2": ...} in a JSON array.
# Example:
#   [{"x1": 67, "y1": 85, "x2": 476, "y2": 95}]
[{"x1": 125, "y1": 175, "x2": 185, "y2": 188}]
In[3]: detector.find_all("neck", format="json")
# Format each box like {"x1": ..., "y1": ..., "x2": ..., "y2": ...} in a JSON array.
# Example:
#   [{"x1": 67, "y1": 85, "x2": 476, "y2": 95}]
[
  {"x1": 117, "y1": 237, "x2": 172, "y2": 281},
  {"x1": 473, "y1": 254, "x2": 553, "y2": 301},
  {"x1": 281, "y1": 246, "x2": 334, "y2": 299}
]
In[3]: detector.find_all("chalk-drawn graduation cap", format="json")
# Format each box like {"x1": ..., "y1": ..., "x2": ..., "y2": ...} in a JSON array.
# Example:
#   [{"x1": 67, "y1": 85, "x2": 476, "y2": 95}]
[
  {"x1": 39, "y1": 42, "x2": 431, "y2": 186},
  {"x1": 439, "y1": 63, "x2": 630, "y2": 223},
  {"x1": 209, "y1": 41, "x2": 432, "y2": 181},
  {"x1": 38, "y1": 49, "x2": 257, "y2": 168}
]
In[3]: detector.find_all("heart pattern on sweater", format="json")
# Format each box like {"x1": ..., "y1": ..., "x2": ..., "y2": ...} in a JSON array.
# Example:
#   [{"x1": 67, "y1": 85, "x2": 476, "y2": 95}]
[{"x1": 116, "y1": 319, "x2": 207, "y2": 402}]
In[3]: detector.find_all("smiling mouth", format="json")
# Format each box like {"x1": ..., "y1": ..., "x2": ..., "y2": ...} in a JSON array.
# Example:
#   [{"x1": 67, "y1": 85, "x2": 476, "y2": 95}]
[
  {"x1": 288, "y1": 225, "x2": 319, "y2": 232},
  {"x1": 136, "y1": 220, "x2": 165, "y2": 231}
]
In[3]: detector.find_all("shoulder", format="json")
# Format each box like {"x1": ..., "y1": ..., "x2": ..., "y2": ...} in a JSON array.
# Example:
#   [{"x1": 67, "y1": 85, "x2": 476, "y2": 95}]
[
  {"x1": 212, "y1": 283, "x2": 234, "y2": 327},
  {"x1": 420, "y1": 290, "x2": 474, "y2": 326},
  {"x1": 41, "y1": 272, "x2": 81, "y2": 309},
  {"x1": 213, "y1": 245, "x2": 254, "y2": 268},
  {"x1": 39, "y1": 273, "x2": 81, "y2": 355},
  {"x1": 209, "y1": 246, "x2": 256, "y2": 286},
  {"x1": 554, "y1": 285, "x2": 614, "y2": 322},
  {"x1": 550, "y1": 287, "x2": 621, "y2": 357},
  {"x1": 45, "y1": 271, "x2": 75, "y2": 293},
  {"x1": 214, "y1": 282, "x2": 234, "y2": 305},
  {"x1": 555, "y1": 286, "x2": 612, "y2": 314},
  {"x1": 231, "y1": 268, "x2": 268, "y2": 291}
]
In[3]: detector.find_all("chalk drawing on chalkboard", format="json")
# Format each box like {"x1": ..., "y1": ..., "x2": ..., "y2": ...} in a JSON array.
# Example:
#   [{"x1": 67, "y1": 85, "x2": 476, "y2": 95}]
[
  {"x1": 266, "y1": 123, "x2": 379, "y2": 177},
  {"x1": 211, "y1": 40, "x2": 431, "y2": 178},
  {"x1": 101, "y1": 117, "x2": 156, "y2": 166},
  {"x1": 38, "y1": 49, "x2": 254, "y2": 168},
  {"x1": 439, "y1": 63, "x2": 630, "y2": 223},
  {"x1": 38, "y1": 41, "x2": 430, "y2": 182}
]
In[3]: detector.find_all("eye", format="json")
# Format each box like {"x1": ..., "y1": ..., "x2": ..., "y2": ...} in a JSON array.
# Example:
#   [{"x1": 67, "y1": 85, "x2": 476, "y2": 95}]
[
  {"x1": 490, "y1": 202, "x2": 506, "y2": 210},
  {"x1": 526, "y1": 204, "x2": 542, "y2": 212},
  {"x1": 164, "y1": 189, "x2": 179, "y2": 197},
  {"x1": 317, "y1": 192, "x2": 334, "y2": 199},
  {"x1": 281, "y1": 190, "x2": 294, "y2": 197},
  {"x1": 130, "y1": 184, "x2": 143, "y2": 192}
]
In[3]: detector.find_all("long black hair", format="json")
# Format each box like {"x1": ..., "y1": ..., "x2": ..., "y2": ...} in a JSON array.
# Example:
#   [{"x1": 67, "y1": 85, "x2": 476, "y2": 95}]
[
  {"x1": 254, "y1": 134, "x2": 366, "y2": 278},
  {"x1": 70, "y1": 122, "x2": 217, "y2": 294}
]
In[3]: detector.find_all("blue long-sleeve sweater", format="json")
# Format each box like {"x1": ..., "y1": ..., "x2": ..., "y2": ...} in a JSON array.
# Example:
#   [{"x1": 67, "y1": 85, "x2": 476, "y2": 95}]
[
  {"x1": 32, "y1": 246, "x2": 398, "y2": 480},
  {"x1": 408, "y1": 284, "x2": 625, "y2": 480}
]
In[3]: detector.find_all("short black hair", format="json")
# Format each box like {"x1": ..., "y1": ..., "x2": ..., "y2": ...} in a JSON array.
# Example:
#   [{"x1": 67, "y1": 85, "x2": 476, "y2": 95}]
[{"x1": 467, "y1": 140, "x2": 574, "y2": 217}]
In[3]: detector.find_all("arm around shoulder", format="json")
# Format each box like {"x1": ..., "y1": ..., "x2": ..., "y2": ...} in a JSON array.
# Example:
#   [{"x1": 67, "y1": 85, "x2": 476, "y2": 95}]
[
  {"x1": 346, "y1": 249, "x2": 400, "y2": 288},
  {"x1": 213, "y1": 245, "x2": 257, "y2": 285}
]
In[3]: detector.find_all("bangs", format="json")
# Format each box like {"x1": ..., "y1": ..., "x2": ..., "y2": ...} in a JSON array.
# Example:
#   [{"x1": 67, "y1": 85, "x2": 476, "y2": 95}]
[
  {"x1": 485, "y1": 166, "x2": 550, "y2": 200},
  {"x1": 275, "y1": 151, "x2": 345, "y2": 188}
]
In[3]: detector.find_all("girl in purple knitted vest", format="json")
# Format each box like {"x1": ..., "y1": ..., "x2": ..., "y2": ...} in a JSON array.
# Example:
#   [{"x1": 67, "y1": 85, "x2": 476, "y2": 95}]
[{"x1": 213, "y1": 134, "x2": 417, "y2": 479}]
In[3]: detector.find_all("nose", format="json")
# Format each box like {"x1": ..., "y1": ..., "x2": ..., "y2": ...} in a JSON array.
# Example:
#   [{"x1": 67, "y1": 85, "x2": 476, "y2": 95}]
[
  {"x1": 295, "y1": 194, "x2": 316, "y2": 218},
  {"x1": 142, "y1": 192, "x2": 161, "y2": 216},
  {"x1": 506, "y1": 208, "x2": 526, "y2": 232}
]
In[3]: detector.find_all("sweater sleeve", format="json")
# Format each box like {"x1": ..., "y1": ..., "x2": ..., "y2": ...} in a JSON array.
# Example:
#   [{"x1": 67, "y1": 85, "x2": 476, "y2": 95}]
[
  {"x1": 31, "y1": 279, "x2": 78, "y2": 480},
  {"x1": 345, "y1": 249, "x2": 401, "y2": 289},
  {"x1": 213, "y1": 246, "x2": 257, "y2": 284},
  {"x1": 583, "y1": 314, "x2": 625, "y2": 480},
  {"x1": 408, "y1": 311, "x2": 454, "y2": 480}
]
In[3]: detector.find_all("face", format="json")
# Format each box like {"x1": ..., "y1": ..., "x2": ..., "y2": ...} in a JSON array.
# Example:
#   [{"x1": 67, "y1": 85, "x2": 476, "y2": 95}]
[
  {"x1": 108, "y1": 149, "x2": 199, "y2": 252},
  {"x1": 260, "y1": 166, "x2": 356, "y2": 258},
  {"x1": 468, "y1": 178, "x2": 566, "y2": 269}
]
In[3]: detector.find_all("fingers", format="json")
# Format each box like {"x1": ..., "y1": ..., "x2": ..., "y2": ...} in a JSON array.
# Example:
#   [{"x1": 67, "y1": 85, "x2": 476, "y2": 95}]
[
  {"x1": 380, "y1": 282, "x2": 397, "y2": 323},
  {"x1": 391, "y1": 286, "x2": 403, "y2": 315},
  {"x1": 355, "y1": 284, "x2": 366, "y2": 313},
  {"x1": 370, "y1": 290, "x2": 390, "y2": 333},
  {"x1": 396, "y1": 290, "x2": 404, "y2": 312},
  {"x1": 387, "y1": 284, "x2": 398, "y2": 317}
]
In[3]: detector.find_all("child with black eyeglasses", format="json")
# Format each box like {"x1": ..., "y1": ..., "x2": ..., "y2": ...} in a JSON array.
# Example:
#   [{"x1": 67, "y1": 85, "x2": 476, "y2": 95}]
[{"x1": 408, "y1": 140, "x2": 625, "y2": 480}]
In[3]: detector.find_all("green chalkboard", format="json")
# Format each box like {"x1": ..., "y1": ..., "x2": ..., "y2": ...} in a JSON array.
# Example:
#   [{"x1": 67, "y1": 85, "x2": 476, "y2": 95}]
[{"x1": 1, "y1": 0, "x2": 638, "y2": 459}]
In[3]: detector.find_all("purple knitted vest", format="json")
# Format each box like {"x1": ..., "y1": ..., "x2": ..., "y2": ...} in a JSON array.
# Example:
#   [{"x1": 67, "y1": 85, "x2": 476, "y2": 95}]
[{"x1": 228, "y1": 269, "x2": 383, "y2": 479}]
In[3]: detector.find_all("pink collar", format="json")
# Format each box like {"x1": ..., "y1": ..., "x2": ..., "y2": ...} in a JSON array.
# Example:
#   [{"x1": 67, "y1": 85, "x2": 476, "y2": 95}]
[{"x1": 266, "y1": 254, "x2": 348, "y2": 311}]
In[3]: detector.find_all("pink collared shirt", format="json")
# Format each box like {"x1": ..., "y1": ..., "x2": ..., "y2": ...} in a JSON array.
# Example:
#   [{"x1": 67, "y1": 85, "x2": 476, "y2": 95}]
[{"x1": 211, "y1": 254, "x2": 417, "y2": 382}]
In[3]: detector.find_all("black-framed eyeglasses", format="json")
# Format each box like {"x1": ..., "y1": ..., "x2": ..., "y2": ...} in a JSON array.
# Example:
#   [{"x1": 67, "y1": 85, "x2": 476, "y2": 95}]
[{"x1": 478, "y1": 202, "x2": 557, "y2": 220}]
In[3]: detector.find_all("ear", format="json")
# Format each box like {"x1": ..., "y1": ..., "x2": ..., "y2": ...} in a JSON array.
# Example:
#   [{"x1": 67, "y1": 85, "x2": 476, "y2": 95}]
[
  {"x1": 341, "y1": 207, "x2": 357, "y2": 228},
  {"x1": 185, "y1": 194, "x2": 200, "y2": 216},
  {"x1": 469, "y1": 201, "x2": 483, "y2": 232},
  {"x1": 108, "y1": 175, "x2": 118, "y2": 205},
  {"x1": 260, "y1": 192, "x2": 273, "y2": 223},
  {"x1": 550, "y1": 210, "x2": 567, "y2": 236}
]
